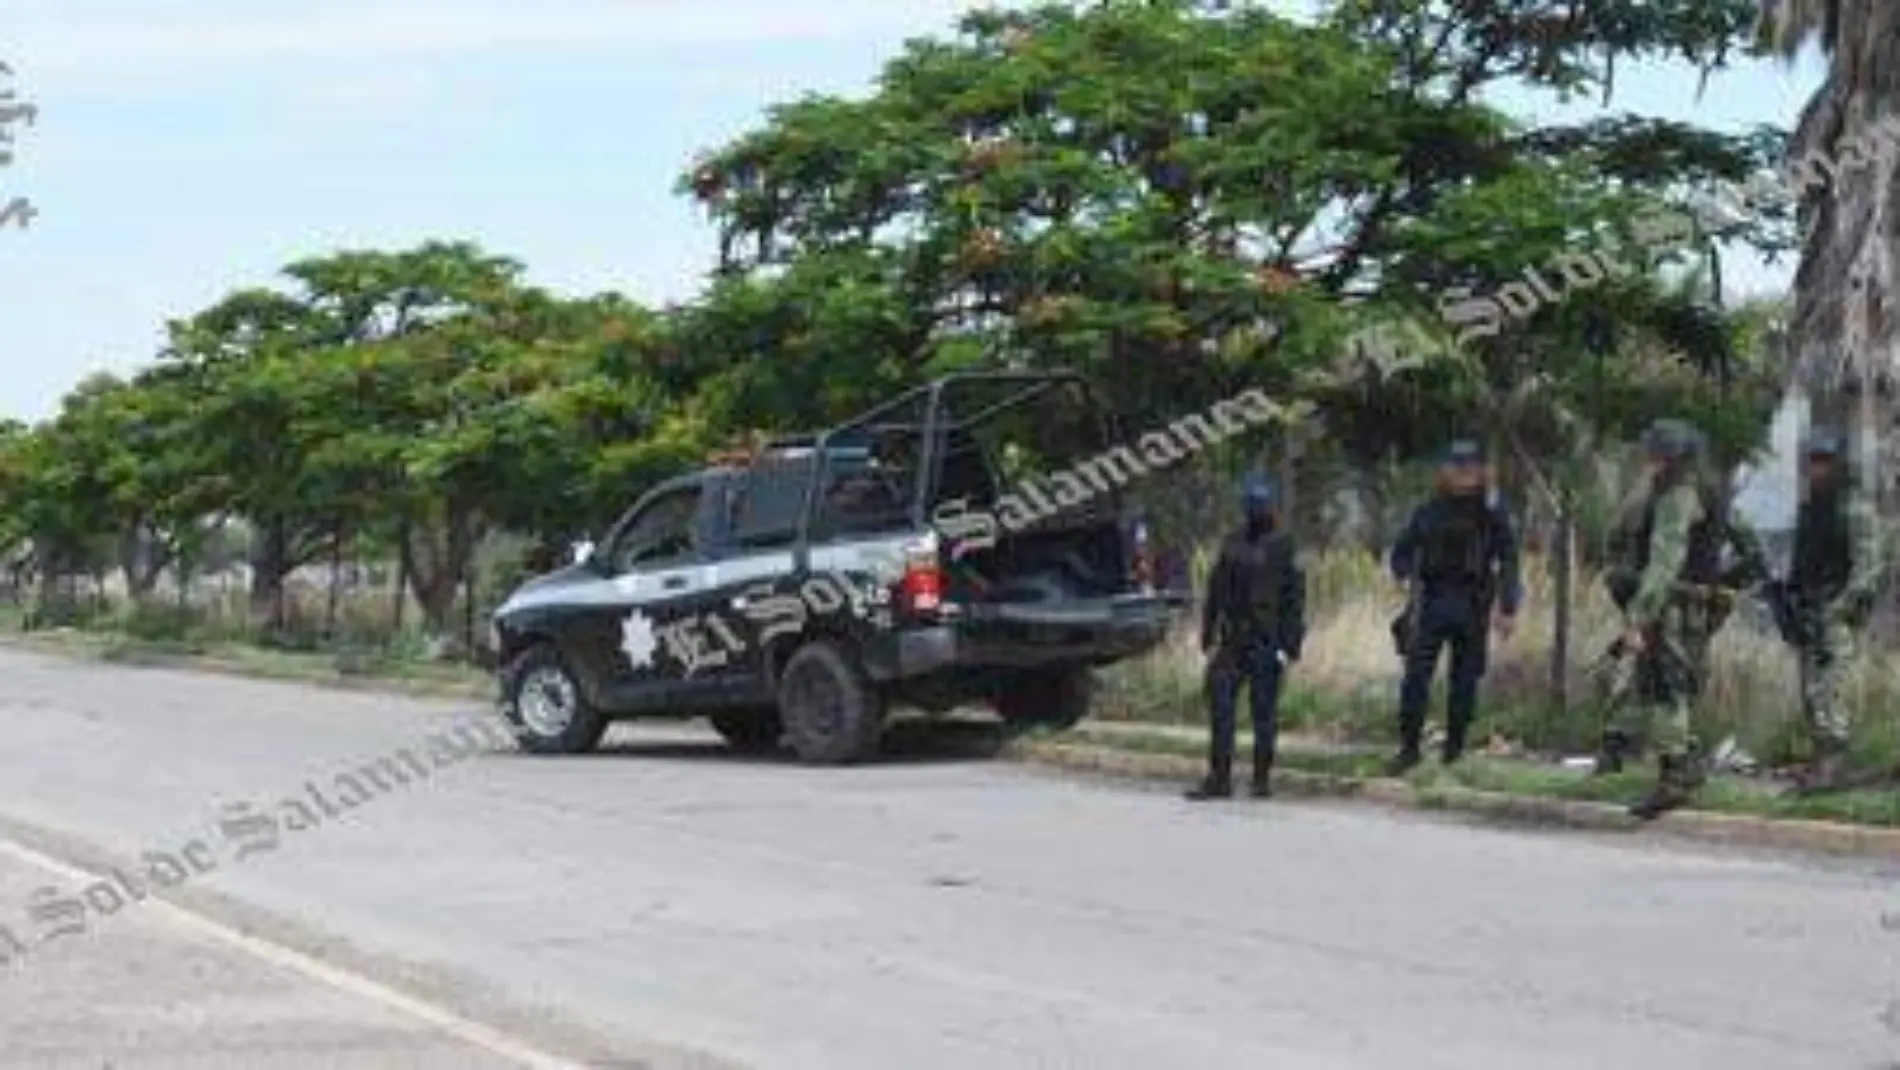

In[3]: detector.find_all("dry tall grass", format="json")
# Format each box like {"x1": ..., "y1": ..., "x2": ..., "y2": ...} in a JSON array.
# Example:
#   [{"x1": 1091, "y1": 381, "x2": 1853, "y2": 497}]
[
  {"x1": 14, "y1": 545, "x2": 1898, "y2": 767},
  {"x1": 1103, "y1": 549, "x2": 1900, "y2": 765}
]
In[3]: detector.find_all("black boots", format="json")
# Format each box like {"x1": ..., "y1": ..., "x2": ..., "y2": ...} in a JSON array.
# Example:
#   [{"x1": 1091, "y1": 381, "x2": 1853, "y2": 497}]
[
  {"x1": 1441, "y1": 716, "x2": 1471, "y2": 766},
  {"x1": 1592, "y1": 731, "x2": 1633, "y2": 777},
  {"x1": 1385, "y1": 747, "x2": 1422, "y2": 777},
  {"x1": 1186, "y1": 752, "x2": 1232, "y2": 800},
  {"x1": 1251, "y1": 748, "x2": 1274, "y2": 798},
  {"x1": 1187, "y1": 752, "x2": 1274, "y2": 800},
  {"x1": 1185, "y1": 775, "x2": 1232, "y2": 800},
  {"x1": 1629, "y1": 754, "x2": 1700, "y2": 820}
]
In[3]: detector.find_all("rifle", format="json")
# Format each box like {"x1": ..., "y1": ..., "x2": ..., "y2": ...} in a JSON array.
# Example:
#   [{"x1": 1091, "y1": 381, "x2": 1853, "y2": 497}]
[
  {"x1": 1759, "y1": 577, "x2": 1818, "y2": 648},
  {"x1": 1604, "y1": 569, "x2": 1744, "y2": 625},
  {"x1": 1586, "y1": 620, "x2": 1702, "y2": 710}
]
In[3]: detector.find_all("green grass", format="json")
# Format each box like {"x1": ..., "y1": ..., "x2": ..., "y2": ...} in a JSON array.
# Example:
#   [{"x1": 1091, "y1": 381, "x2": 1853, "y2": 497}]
[
  {"x1": 10, "y1": 623, "x2": 490, "y2": 696},
  {"x1": 1063, "y1": 722, "x2": 1900, "y2": 827}
]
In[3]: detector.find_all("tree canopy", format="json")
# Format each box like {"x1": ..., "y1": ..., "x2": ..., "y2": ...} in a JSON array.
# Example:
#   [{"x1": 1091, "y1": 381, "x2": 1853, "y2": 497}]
[{"x1": 0, "y1": 0, "x2": 1793, "y2": 631}]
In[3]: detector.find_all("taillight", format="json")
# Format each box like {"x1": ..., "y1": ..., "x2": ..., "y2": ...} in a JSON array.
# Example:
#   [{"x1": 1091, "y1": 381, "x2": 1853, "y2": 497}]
[
  {"x1": 1131, "y1": 520, "x2": 1155, "y2": 591},
  {"x1": 901, "y1": 551, "x2": 943, "y2": 613},
  {"x1": 896, "y1": 534, "x2": 943, "y2": 615}
]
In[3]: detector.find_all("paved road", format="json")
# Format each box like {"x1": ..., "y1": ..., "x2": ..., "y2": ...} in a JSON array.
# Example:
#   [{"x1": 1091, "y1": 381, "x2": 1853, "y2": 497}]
[
  {"x1": 0, "y1": 847, "x2": 523, "y2": 1069},
  {"x1": 0, "y1": 647, "x2": 1895, "y2": 1069}
]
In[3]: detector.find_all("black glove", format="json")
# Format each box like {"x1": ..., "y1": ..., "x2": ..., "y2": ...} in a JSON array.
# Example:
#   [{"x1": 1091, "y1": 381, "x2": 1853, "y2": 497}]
[{"x1": 1281, "y1": 631, "x2": 1303, "y2": 663}]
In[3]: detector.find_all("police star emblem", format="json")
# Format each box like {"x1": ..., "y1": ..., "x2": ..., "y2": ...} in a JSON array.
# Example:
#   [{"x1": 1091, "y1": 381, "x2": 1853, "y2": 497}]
[{"x1": 619, "y1": 609, "x2": 659, "y2": 671}]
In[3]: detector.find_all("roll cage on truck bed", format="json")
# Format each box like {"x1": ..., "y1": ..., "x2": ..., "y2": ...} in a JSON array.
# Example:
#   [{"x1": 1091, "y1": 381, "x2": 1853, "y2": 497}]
[{"x1": 491, "y1": 370, "x2": 1190, "y2": 763}]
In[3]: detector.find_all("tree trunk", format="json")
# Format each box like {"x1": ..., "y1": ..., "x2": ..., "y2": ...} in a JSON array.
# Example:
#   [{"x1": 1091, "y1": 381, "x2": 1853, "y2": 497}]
[
  {"x1": 175, "y1": 554, "x2": 192, "y2": 610},
  {"x1": 462, "y1": 563, "x2": 478, "y2": 658},
  {"x1": 30, "y1": 542, "x2": 61, "y2": 624},
  {"x1": 248, "y1": 518, "x2": 291, "y2": 631},
  {"x1": 1779, "y1": 2, "x2": 1900, "y2": 525},
  {"x1": 324, "y1": 528, "x2": 345, "y2": 640},
  {"x1": 388, "y1": 516, "x2": 410, "y2": 636},
  {"x1": 1549, "y1": 502, "x2": 1573, "y2": 745},
  {"x1": 117, "y1": 528, "x2": 148, "y2": 602},
  {"x1": 400, "y1": 503, "x2": 478, "y2": 646},
  {"x1": 118, "y1": 526, "x2": 173, "y2": 603}
]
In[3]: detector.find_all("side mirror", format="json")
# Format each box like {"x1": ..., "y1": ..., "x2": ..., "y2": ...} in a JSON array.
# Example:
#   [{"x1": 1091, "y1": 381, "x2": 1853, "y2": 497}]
[{"x1": 571, "y1": 539, "x2": 596, "y2": 566}]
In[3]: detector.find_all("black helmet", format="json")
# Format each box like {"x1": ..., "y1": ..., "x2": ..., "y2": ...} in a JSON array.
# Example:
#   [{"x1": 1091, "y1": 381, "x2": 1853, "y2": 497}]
[
  {"x1": 1640, "y1": 418, "x2": 1704, "y2": 460},
  {"x1": 1239, "y1": 471, "x2": 1276, "y2": 519},
  {"x1": 1803, "y1": 427, "x2": 1847, "y2": 458}
]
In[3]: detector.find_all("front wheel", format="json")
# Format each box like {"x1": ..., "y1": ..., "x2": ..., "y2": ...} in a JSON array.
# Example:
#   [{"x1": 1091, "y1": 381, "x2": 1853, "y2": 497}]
[
  {"x1": 777, "y1": 641, "x2": 885, "y2": 764},
  {"x1": 499, "y1": 644, "x2": 609, "y2": 755},
  {"x1": 995, "y1": 667, "x2": 1093, "y2": 733}
]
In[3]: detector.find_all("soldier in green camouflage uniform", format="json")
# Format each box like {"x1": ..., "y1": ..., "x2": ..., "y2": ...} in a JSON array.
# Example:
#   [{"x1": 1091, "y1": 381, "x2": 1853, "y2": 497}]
[
  {"x1": 1602, "y1": 419, "x2": 1771, "y2": 819},
  {"x1": 1786, "y1": 428, "x2": 1888, "y2": 792}
]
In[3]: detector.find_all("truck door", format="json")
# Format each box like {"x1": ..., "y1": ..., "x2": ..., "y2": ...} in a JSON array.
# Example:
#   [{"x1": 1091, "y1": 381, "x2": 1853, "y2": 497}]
[{"x1": 589, "y1": 479, "x2": 732, "y2": 711}]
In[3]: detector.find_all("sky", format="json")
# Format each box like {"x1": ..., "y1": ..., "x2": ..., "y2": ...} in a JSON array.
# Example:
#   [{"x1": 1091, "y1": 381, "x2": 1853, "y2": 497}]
[{"x1": 0, "y1": 0, "x2": 1830, "y2": 422}]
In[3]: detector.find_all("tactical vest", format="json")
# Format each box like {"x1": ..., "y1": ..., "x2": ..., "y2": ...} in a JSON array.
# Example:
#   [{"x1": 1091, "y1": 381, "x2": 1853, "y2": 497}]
[
  {"x1": 1615, "y1": 478, "x2": 1724, "y2": 586},
  {"x1": 1791, "y1": 486, "x2": 1851, "y2": 597},
  {"x1": 1417, "y1": 496, "x2": 1495, "y2": 588},
  {"x1": 1226, "y1": 530, "x2": 1292, "y2": 636}
]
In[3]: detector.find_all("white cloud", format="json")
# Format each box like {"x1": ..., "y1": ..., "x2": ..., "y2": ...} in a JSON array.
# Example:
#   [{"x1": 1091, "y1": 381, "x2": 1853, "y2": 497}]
[{"x1": 13, "y1": 0, "x2": 987, "y2": 79}]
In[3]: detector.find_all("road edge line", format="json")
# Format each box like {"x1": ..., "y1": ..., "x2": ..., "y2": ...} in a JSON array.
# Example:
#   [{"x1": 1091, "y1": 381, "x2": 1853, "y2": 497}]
[{"x1": 0, "y1": 836, "x2": 592, "y2": 1070}]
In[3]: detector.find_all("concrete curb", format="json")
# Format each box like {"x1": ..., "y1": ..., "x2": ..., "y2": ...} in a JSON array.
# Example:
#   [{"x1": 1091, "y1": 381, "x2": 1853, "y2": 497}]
[{"x1": 1009, "y1": 739, "x2": 1900, "y2": 860}]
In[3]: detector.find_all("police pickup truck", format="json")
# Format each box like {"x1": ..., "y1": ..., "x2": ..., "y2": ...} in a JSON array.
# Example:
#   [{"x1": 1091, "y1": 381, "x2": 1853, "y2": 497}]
[{"x1": 490, "y1": 371, "x2": 1189, "y2": 764}]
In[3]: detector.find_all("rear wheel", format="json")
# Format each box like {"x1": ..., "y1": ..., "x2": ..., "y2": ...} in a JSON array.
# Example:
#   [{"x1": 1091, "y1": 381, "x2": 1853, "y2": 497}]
[
  {"x1": 778, "y1": 641, "x2": 885, "y2": 764},
  {"x1": 996, "y1": 667, "x2": 1093, "y2": 733},
  {"x1": 500, "y1": 644, "x2": 609, "y2": 755},
  {"x1": 709, "y1": 707, "x2": 783, "y2": 752}
]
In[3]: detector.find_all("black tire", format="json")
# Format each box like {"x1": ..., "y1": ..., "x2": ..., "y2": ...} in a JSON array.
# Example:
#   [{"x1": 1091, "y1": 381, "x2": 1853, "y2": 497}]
[
  {"x1": 710, "y1": 707, "x2": 783, "y2": 752},
  {"x1": 996, "y1": 667, "x2": 1093, "y2": 733},
  {"x1": 777, "y1": 641, "x2": 885, "y2": 764},
  {"x1": 499, "y1": 643, "x2": 609, "y2": 755}
]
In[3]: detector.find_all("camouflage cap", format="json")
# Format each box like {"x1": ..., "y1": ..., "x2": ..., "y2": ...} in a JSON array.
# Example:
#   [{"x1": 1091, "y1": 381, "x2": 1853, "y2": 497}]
[
  {"x1": 1640, "y1": 418, "x2": 1704, "y2": 460},
  {"x1": 1803, "y1": 426, "x2": 1847, "y2": 457},
  {"x1": 1440, "y1": 439, "x2": 1484, "y2": 465}
]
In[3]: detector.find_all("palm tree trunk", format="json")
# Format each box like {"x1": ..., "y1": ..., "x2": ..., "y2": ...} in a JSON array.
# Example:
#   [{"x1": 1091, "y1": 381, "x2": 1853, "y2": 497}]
[{"x1": 1769, "y1": 0, "x2": 1900, "y2": 511}]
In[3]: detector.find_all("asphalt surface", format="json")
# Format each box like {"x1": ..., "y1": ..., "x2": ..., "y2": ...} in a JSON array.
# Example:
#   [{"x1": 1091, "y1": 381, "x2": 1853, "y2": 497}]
[
  {"x1": 0, "y1": 847, "x2": 524, "y2": 1069},
  {"x1": 0, "y1": 646, "x2": 1895, "y2": 1069}
]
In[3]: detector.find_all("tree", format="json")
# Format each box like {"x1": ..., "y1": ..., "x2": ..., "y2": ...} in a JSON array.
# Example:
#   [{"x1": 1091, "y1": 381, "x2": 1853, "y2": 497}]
[
  {"x1": 1755, "y1": 0, "x2": 1900, "y2": 507},
  {"x1": 280, "y1": 242, "x2": 531, "y2": 640},
  {"x1": 44, "y1": 371, "x2": 214, "y2": 600},
  {"x1": 680, "y1": 0, "x2": 1781, "y2": 556},
  {"x1": 160, "y1": 289, "x2": 342, "y2": 623}
]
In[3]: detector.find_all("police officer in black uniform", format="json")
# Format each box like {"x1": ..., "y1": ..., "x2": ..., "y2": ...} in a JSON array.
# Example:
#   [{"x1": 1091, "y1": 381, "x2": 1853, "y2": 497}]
[
  {"x1": 1386, "y1": 440, "x2": 1522, "y2": 774},
  {"x1": 1188, "y1": 473, "x2": 1306, "y2": 800}
]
